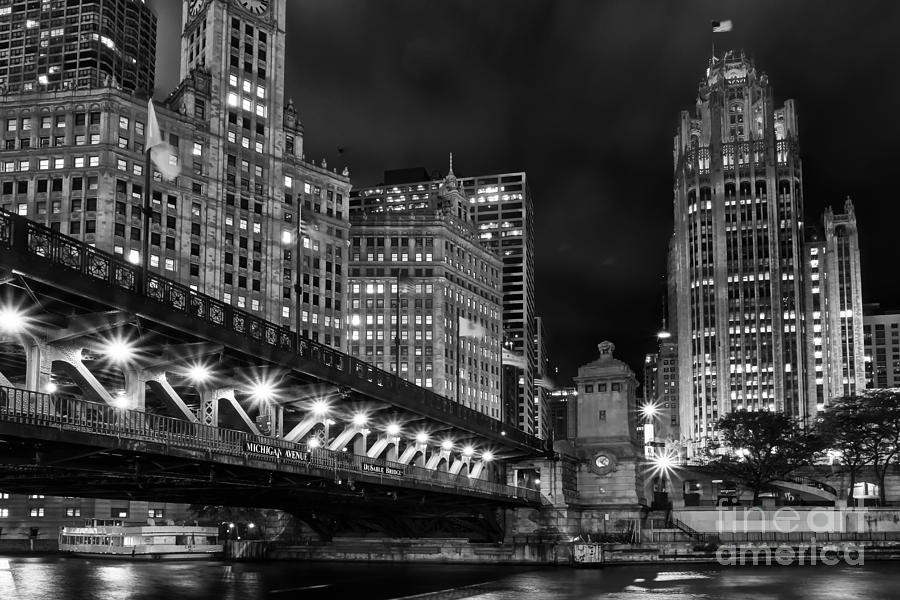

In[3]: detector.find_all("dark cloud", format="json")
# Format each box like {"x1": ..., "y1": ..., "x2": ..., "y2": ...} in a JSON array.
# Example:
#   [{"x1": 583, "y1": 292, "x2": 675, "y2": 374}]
[{"x1": 152, "y1": 0, "x2": 900, "y2": 383}]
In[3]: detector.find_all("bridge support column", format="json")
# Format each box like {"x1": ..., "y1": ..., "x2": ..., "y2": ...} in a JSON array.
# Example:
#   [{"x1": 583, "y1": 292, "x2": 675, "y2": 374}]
[
  {"x1": 144, "y1": 372, "x2": 198, "y2": 422},
  {"x1": 450, "y1": 455, "x2": 472, "y2": 476},
  {"x1": 200, "y1": 388, "x2": 219, "y2": 427},
  {"x1": 123, "y1": 368, "x2": 146, "y2": 411},
  {"x1": 24, "y1": 338, "x2": 55, "y2": 393},
  {"x1": 367, "y1": 435, "x2": 400, "y2": 461},
  {"x1": 259, "y1": 401, "x2": 283, "y2": 438},
  {"x1": 205, "y1": 387, "x2": 260, "y2": 435},
  {"x1": 425, "y1": 448, "x2": 451, "y2": 471},
  {"x1": 398, "y1": 442, "x2": 427, "y2": 466}
]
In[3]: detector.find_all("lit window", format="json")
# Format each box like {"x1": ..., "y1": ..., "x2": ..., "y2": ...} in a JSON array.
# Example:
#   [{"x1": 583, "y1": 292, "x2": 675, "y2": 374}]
[
  {"x1": 119, "y1": 116, "x2": 129, "y2": 129},
  {"x1": 165, "y1": 258, "x2": 175, "y2": 271},
  {"x1": 256, "y1": 85, "x2": 265, "y2": 99},
  {"x1": 193, "y1": 142, "x2": 202, "y2": 156},
  {"x1": 227, "y1": 92, "x2": 239, "y2": 107},
  {"x1": 251, "y1": 299, "x2": 260, "y2": 311},
  {"x1": 284, "y1": 175, "x2": 293, "y2": 188},
  {"x1": 282, "y1": 306, "x2": 290, "y2": 318},
  {"x1": 229, "y1": 74, "x2": 238, "y2": 87}
]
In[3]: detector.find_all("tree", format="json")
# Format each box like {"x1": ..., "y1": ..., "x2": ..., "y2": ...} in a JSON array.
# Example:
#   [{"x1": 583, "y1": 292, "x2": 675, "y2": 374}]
[
  {"x1": 857, "y1": 390, "x2": 900, "y2": 505},
  {"x1": 708, "y1": 410, "x2": 819, "y2": 505},
  {"x1": 816, "y1": 395, "x2": 875, "y2": 506}
]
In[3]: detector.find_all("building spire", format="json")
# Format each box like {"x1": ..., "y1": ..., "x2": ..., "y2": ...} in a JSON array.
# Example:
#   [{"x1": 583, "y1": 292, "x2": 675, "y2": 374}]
[{"x1": 442, "y1": 151, "x2": 458, "y2": 191}]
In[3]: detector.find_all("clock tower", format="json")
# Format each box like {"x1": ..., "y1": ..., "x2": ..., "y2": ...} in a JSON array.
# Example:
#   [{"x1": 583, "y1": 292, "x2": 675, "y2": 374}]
[
  {"x1": 168, "y1": 0, "x2": 351, "y2": 353},
  {"x1": 570, "y1": 341, "x2": 646, "y2": 510}
]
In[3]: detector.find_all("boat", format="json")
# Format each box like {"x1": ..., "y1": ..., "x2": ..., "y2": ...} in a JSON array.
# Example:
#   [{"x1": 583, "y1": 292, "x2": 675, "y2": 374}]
[{"x1": 59, "y1": 518, "x2": 223, "y2": 560}]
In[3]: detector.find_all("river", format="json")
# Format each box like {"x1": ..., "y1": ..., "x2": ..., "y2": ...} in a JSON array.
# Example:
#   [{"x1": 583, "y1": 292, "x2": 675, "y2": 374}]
[{"x1": 1, "y1": 556, "x2": 898, "y2": 599}]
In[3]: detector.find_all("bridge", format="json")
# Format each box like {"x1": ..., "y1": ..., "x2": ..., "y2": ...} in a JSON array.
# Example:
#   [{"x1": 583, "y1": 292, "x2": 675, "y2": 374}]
[{"x1": 0, "y1": 209, "x2": 546, "y2": 541}]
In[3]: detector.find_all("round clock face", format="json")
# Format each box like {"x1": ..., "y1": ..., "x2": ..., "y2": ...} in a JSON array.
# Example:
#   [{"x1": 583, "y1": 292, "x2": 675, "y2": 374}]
[
  {"x1": 189, "y1": 0, "x2": 208, "y2": 17},
  {"x1": 590, "y1": 452, "x2": 616, "y2": 476},
  {"x1": 237, "y1": 0, "x2": 269, "y2": 15}
]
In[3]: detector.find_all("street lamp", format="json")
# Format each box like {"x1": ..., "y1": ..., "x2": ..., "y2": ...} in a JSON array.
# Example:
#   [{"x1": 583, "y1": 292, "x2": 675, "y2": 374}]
[
  {"x1": 186, "y1": 364, "x2": 212, "y2": 383},
  {"x1": 0, "y1": 305, "x2": 28, "y2": 334},
  {"x1": 415, "y1": 432, "x2": 429, "y2": 444},
  {"x1": 386, "y1": 423, "x2": 401, "y2": 437},
  {"x1": 103, "y1": 337, "x2": 135, "y2": 363}
]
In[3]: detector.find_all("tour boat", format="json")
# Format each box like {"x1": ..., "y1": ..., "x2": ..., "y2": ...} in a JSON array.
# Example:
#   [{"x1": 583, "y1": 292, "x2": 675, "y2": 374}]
[{"x1": 58, "y1": 519, "x2": 223, "y2": 560}]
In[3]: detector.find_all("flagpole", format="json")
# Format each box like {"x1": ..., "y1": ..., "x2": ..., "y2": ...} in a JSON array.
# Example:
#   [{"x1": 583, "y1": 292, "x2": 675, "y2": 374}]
[
  {"x1": 394, "y1": 271, "x2": 401, "y2": 376},
  {"x1": 141, "y1": 146, "x2": 152, "y2": 291},
  {"x1": 456, "y1": 307, "x2": 460, "y2": 404}
]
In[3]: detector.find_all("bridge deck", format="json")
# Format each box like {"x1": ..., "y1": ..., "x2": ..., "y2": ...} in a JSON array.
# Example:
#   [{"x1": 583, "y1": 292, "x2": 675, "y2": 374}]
[
  {"x1": 0, "y1": 385, "x2": 539, "y2": 505},
  {"x1": 0, "y1": 209, "x2": 545, "y2": 457}
]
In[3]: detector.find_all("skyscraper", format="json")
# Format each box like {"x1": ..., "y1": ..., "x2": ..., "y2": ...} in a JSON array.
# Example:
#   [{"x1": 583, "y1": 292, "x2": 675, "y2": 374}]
[
  {"x1": 0, "y1": 0, "x2": 351, "y2": 348},
  {"x1": 803, "y1": 198, "x2": 865, "y2": 411},
  {"x1": 863, "y1": 304, "x2": 900, "y2": 389},
  {"x1": 346, "y1": 167, "x2": 503, "y2": 417},
  {"x1": 349, "y1": 169, "x2": 539, "y2": 435},
  {"x1": 0, "y1": 0, "x2": 157, "y2": 95},
  {"x1": 671, "y1": 50, "x2": 808, "y2": 451}
]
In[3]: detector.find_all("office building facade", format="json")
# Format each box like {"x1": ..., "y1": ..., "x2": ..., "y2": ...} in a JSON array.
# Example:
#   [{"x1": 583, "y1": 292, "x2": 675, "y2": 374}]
[
  {"x1": 0, "y1": 0, "x2": 157, "y2": 96},
  {"x1": 803, "y1": 198, "x2": 865, "y2": 410},
  {"x1": 670, "y1": 50, "x2": 808, "y2": 451},
  {"x1": 347, "y1": 169, "x2": 504, "y2": 417},
  {"x1": 863, "y1": 305, "x2": 900, "y2": 389},
  {"x1": 349, "y1": 169, "x2": 538, "y2": 435}
]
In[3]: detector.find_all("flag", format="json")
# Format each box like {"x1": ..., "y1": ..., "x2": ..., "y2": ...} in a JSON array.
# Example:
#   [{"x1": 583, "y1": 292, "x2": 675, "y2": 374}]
[
  {"x1": 146, "y1": 99, "x2": 180, "y2": 181},
  {"x1": 458, "y1": 316, "x2": 486, "y2": 339},
  {"x1": 502, "y1": 347, "x2": 526, "y2": 369},
  {"x1": 396, "y1": 275, "x2": 414, "y2": 295},
  {"x1": 711, "y1": 20, "x2": 733, "y2": 33}
]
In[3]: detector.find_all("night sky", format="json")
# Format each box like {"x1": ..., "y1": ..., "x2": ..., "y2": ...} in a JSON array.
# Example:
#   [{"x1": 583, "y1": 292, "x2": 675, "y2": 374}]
[{"x1": 150, "y1": 1, "x2": 900, "y2": 385}]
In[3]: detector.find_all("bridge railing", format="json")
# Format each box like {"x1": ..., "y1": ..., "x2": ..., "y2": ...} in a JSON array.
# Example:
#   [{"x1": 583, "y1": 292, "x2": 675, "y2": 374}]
[
  {"x1": 0, "y1": 385, "x2": 539, "y2": 503},
  {"x1": 0, "y1": 210, "x2": 543, "y2": 453}
]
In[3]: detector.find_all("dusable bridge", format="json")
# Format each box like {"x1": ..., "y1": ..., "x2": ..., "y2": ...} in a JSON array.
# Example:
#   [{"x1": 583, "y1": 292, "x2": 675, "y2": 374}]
[{"x1": 0, "y1": 210, "x2": 546, "y2": 541}]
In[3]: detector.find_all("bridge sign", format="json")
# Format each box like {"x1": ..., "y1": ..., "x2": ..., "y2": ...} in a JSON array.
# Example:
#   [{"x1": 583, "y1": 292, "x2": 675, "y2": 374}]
[
  {"x1": 243, "y1": 441, "x2": 309, "y2": 462},
  {"x1": 362, "y1": 462, "x2": 405, "y2": 478}
]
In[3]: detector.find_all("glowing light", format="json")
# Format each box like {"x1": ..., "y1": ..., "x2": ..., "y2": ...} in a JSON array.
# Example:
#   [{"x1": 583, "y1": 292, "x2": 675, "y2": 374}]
[
  {"x1": 127, "y1": 249, "x2": 140, "y2": 264},
  {"x1": 250, "y1": 380, "x2": 275, "y2": 402},
  {"x1": 640, "y1": 401, "x2": 660, "y2": 421},
  {"x1": 352, "y1": 413, "x2": 368, "y2": 427},
  {"x1": 646, "y1": 447, "x2": 682, "y2": 480},
  {"x1": 103, "y1": 338, "x2": 135, "y2": 363},
  {"x1": 0, "y1": 306, "x2": 28, "y2": 334},
  {"x1": 44, "y1": 382, "x2": 57, "y2": 394},
  {"x1": 534, "y1": 478, "x2": 541, "y2": 485},
  {"x1": 311, "y1": 399, "x2": 330, "y2": 417},
  {"x1": 415, "y1": 432, "x2": 429, "y2": 444},
  {"x1": 228, "y1": 523, "x2": 235, "y2": 529},
  {"x1": 500, "y1": 431, "x2": 506, "y2": 436},
  {"x1": 186, "y1": 364, "x2": 211, "y2": 382},
  {"x1": 657, "y1": 330, "x2": 672, "y2": 339},
  {"x1": 247, "y1": 523, "x2": 255, "y2": 529},
  {"x1": 350, "y1": 314, "x2": 361, "y2": 326},
  {"x1": 481, "y1": 451, "x2": 494, "y2": 462},
  {"x1": 307, "y1": 438, "x2": 320, "y2": 449},
  {"x1": 386, "y1": 423, "x2": 401, "y2": 437},
  {"x1": 113, "y1": 392, "x2": 130, "y2": 410},
  {"x1": 441, "y1": 439, "x2": 454, "y2": 451},
  {"x1": 462, "y1": 445, "x2": 474, "y2": 457}
]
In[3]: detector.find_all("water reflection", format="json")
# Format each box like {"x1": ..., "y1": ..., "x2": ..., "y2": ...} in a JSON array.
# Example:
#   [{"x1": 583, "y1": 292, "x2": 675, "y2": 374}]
[{"x1": 0, "y1": 556, "x2": 898, "y2": 600}]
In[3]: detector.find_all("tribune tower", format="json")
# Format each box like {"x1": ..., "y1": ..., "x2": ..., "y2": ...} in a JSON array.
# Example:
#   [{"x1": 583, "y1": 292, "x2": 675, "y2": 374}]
[{"x1": 670, "y1": 51, "x2": 807, "y2": 452}]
